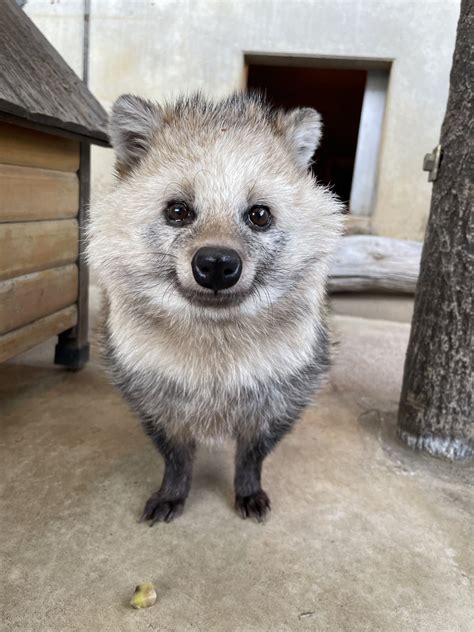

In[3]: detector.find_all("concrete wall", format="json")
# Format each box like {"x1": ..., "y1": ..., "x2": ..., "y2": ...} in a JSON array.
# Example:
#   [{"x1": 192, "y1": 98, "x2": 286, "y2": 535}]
[{"x1": 25, "y1": 0, "x2": 460, "y2": 240}]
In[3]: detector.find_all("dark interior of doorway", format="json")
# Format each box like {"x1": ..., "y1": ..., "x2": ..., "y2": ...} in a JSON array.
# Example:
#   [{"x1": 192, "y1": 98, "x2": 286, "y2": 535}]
[{"x1": 247, "y1": 64, "x2": 367, "y2": 207}]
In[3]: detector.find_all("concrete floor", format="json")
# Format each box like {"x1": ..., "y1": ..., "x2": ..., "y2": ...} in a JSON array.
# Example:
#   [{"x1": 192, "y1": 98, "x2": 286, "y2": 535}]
[{"x1": 1, "y1": 313, "x2": 473, "y2": 631}]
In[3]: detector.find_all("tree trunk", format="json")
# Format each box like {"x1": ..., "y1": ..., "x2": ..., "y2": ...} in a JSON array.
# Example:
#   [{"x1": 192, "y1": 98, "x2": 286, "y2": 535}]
[{"x1": 397, "y1": 0, "x2": 473, "y2": 461}]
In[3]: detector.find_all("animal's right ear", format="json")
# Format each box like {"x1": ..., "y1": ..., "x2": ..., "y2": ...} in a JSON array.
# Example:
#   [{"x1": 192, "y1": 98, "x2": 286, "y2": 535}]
[{"x1": 109, "y1": 94, "x2": 163, "y2": 173}]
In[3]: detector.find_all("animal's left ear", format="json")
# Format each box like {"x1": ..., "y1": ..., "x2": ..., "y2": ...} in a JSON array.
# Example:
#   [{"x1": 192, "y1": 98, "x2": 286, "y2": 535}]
[{"x1": 280, "y1": 108, "x2": 323, "y2": 170}]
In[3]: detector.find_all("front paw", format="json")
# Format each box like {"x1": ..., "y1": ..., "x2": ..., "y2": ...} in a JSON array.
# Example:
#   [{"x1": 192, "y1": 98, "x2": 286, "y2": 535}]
[
  {"x1": 235, "y1": 489, "x2": 271, "y2": 522},
  {"x1": 140, "y1": 492, "x2": 186, "y2": 525}
]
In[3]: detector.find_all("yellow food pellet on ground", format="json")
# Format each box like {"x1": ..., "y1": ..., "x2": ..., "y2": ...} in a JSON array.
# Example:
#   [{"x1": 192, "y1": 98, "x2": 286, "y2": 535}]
[{"x1": 130, "y1": 583, "x2": 157, "y2": 609}]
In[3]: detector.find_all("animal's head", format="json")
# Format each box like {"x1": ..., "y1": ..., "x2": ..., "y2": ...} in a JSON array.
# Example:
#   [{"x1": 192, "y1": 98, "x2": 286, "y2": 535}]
[{"x1": 89, "y1": 93, "x2": 343, "y2": 322}]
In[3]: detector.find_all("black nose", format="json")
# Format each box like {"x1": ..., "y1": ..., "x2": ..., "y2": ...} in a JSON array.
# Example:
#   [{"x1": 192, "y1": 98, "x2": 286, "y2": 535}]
[{"x1": 192, "y1": 247, "x2": 242, "y2": 291}]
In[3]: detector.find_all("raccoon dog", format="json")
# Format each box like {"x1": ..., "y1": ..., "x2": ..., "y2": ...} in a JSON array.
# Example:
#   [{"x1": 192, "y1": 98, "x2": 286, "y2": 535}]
[{"x1": 88, "y1": 93, "x2": 343, "y2": 525}]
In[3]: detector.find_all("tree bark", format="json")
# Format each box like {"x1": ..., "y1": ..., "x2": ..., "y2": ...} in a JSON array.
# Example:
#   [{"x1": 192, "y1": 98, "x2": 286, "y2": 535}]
[{"x1": 397, "y1": 0, "x2": 473, "y2": 460}]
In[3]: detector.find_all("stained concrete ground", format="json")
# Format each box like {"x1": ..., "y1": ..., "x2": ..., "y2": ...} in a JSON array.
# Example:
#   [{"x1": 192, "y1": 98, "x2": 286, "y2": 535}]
[{"x1": 1, "y1": 308, "x2": 473, "y2": 632}]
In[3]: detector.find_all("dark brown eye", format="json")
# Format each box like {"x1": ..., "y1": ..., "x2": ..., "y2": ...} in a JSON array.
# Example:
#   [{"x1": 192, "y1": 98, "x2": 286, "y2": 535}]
[
  {"x1": 166, "y1": 201, "x2": 193, "y2": 225},
  {"x1": 247, "y1": 205, "x2": 272, "y2": 230}
]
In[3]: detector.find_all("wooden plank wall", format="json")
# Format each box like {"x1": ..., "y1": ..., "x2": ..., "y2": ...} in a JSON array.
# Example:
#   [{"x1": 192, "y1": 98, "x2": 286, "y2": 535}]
[
  {"x1": 0, "y1": 306, "x2": 78, "y2": 363},
  {"x1": 0, "y1": 123, "x2": 80, "y2": 360},
  {"x1": 0, "y1": 165, "x2": 79, "y2": 221},
  {"x1": 0, "y1": 265, "x2": 78, "y2": 335},
  {"x1": 0, "y1": 220, "x2": 79, "y2": 280}
]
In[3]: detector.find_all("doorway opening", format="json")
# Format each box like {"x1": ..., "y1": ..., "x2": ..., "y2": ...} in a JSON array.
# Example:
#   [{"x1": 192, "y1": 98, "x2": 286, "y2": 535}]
[{"x1": 245, "y1": 57, "x2": 390, "y2": 216}]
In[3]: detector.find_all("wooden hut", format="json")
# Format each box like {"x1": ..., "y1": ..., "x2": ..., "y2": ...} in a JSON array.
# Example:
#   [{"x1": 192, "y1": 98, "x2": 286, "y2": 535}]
[{"x1": 0, "y1": 1, "x2": 108, "y2": 368}]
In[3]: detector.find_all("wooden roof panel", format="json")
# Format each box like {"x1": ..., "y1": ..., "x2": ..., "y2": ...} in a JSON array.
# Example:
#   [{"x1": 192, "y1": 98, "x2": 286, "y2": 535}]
[{"x1": 0, "y1": 1, "x2": 109, "y2": 144}]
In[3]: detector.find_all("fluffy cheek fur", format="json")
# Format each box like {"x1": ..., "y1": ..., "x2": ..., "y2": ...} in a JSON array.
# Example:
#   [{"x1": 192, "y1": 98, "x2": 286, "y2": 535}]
[
  {"x1": 270, "y1": 184, "x2": 343, "y2": 296},
  {"x1": 88, "y1": 183, "x2": 157, "y2": 302}
]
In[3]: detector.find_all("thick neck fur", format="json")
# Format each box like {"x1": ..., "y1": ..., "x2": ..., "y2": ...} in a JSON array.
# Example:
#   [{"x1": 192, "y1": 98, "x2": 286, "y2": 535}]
[{"x1": 105, "y1": 268, "x2": 327, "y2": 392}]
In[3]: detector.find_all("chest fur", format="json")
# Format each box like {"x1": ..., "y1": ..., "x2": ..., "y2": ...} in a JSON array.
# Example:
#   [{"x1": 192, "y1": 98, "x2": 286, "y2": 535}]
[{"x1": 103, "y1": 303, "x2": 329, "y2": 442}]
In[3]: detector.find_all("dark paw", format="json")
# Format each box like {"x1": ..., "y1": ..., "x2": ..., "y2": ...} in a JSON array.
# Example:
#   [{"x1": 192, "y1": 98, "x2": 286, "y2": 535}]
[
  {"x1": 235, "y1": 489, "x2": 271, "y2": 522},
  {"x1": 140, "y1": 492, "x2": 186, "y2": 525}
]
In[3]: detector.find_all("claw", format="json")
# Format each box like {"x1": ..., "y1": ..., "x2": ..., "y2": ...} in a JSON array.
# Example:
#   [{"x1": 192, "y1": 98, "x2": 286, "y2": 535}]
[
  {"x1": 235, "y1": 489, "x2": 271, "y2": 522},
  {"x1": 141, "y1": 492, "x2": 186, "y2": 525}
]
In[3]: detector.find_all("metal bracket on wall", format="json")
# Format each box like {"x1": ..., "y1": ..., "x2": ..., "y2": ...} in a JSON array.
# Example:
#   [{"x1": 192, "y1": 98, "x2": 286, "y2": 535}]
[{"x1": 423, "y1": 144, "x2": 443, "y2": 182}]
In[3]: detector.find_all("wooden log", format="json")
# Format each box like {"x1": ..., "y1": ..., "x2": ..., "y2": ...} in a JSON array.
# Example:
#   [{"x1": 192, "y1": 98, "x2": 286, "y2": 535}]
[
  {"x1": 0, "y1": 164, "x2": 79, "y2": 222},
  {"x1": 0, "y1": 219, "x2": 79, "y2": 281},
  {"x1": 0, "y1": 305, "x2": 77, "y2": 363},
  {"x1": 0, "y1": 264, "x2": 78, "y2": 335},
  {"x1": 0, "y1": 122, "x2": 80, "y2": 172},
  {"x1": 328, "y1": 235, "x2": 422, "y2": 294}
]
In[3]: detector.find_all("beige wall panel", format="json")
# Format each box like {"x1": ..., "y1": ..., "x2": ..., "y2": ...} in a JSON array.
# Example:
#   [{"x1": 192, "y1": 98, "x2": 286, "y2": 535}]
[
  {"x1": 0, "y1": 219, "x2": 78, "y2": 281},
  {"x1": 0, "y1": 265, "x2": 78, "y2": 335},
  {"x1": 0, "y1": 305, "x2": 77, "y2": 363}
]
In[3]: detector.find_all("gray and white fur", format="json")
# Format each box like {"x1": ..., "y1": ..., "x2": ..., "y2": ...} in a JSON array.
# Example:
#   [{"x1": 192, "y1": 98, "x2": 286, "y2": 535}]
[{"x1": 88, "y1": 93, "x2": 344, "y2": 524}]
